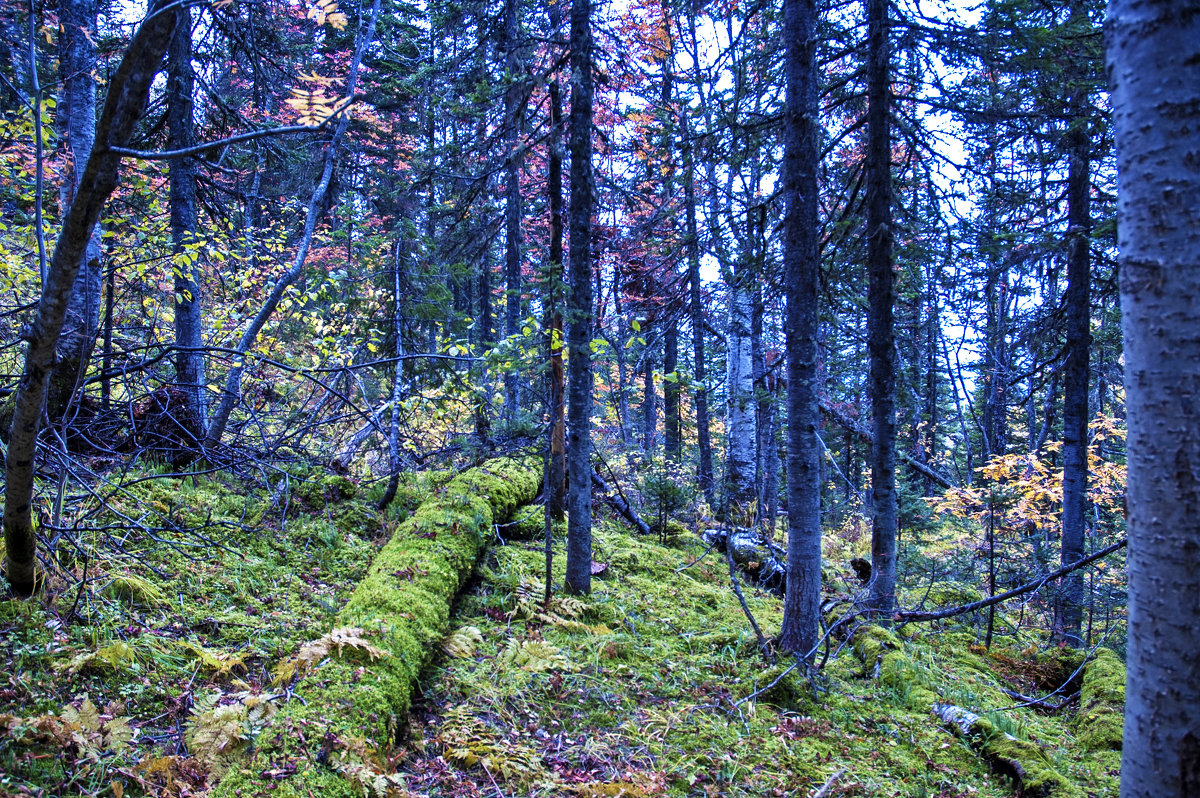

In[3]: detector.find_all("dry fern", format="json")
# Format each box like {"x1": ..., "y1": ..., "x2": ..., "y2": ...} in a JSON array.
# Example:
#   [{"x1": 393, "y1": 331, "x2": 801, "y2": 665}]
[
  {"x1": 186, "y1": 690, "x2": 280, "y2": 777},
  {"x1": 175, "y1": 640, "x2": 249, "y2": 675},
  {"x1": 440, "y1": 705, "x2": 546, "y2": 787},
  {"x1": 442, "y1": 625, "x2": 484, "y2": 659},
  {"x1": 62, "y1": 641, "x2": 139, "y2": 675},
  {"x1": 272, "y1": 626, "x2": 388, "y2": 685}
]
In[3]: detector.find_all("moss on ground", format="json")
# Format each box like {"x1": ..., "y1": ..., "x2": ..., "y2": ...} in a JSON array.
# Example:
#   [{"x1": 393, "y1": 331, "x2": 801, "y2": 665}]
[
  {"x1": 0, "y1": 466, "x2": 439, "y2": 796},
  {"x1": 0, "y1": 458, "x2": 1122, "y2": 798},
  {"x1": 1076, "y1": 648, "x2": 1125, "y2": 751},
  {"x1": 939, "y1": 712, "x2": 1084, "y2": 798},
  {"x1": 210, "y1": 456, "x2": 541, "y2": 797}
]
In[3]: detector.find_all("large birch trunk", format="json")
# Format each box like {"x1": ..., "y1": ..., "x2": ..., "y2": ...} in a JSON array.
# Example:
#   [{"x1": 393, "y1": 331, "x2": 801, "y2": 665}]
[{"x1": 1109, "y1": 1, "x2": 1200, "y2": 794}]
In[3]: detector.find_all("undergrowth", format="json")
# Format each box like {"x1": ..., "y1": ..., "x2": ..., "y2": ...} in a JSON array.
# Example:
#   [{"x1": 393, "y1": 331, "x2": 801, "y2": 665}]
[
  {"x1": 0, "y1": 466, "x2": 444, "y2": 796},
  {"x1": 1, "y1": 467, "x2": 1120, "y2": 798},
  {"x1": 397, "y1": 520, "x2": 1119, "y2": 798}
]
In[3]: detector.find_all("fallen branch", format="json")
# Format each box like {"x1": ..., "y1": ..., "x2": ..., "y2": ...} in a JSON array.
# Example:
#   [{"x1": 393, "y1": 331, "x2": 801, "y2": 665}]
[
  {"x1": 811, "y1": 768, "x2": 848, "y2": 798},
  {"x1": 933, "y1": 704, "x2": 1079, "y2": 797},
  {"x1": 820, "y1": 401, "x2": 953, "y2": 489},
  {"x1": 811, "y1": 538, "x2": 1128, "y2": 653},
  {"x1": 893, "y1": 538, "x2": 1127, "y2": 623},
  {"x1": 591, "y1": 470, "x2": 651, "y2": 535},
  {"x1": 725, "y1": 540, "x2": 773, "y2": 661}
]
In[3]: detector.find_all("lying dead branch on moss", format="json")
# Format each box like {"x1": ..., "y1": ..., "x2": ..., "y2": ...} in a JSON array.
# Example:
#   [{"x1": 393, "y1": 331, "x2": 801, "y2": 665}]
[
  {"x1": 590, "y1": 470, "x2": 651, "y2": 535},
  {"x1": 933, "y1": 703, "x2": 1082, "y2": 798},
  {"x1": 893, "y1": 538, "x2": 1128, "y2": 623}
]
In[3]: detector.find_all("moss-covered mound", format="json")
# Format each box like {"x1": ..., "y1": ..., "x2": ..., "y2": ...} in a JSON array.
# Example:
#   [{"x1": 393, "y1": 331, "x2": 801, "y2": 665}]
[
  {"x1": 851, "y1": 625, "x2": 1081, "y2": 798},
  {"x1": 1076, "y1": 648, "x2": 1125, "y2": 751},
  {"x1": 934, "y1": 704, "x2": 1083, "y2": 798},
  {"x1": 212, "y1": 456, "x2": 540, "y2": 797}
]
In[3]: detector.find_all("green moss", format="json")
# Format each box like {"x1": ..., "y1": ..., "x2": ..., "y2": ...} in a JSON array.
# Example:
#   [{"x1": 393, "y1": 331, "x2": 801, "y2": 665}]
[
  {"x1": 210, "y1": 456, "x2": 542, "y2": 797},
  {"x1": 748, "y1": 664, "x2": 807, "y2": 711},
  {"x1": 943, "y1": 713, "x2": 1083, "y2": 798},
  {"x1": 1076, "y1": 648, "x2": 1125, "y2": 751},
  {"x1": 852, "y1": 624, "x2": 903, "y2": 666},
  {"x1": 922, "y1": 581, "x2": 984, "y2": 607}
]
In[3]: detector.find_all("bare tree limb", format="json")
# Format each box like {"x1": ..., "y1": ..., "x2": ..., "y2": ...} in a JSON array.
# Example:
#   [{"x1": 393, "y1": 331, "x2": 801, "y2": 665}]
[
  {"x1": 894, "y1": 538, "x2": 1127, "y2": 623},
  {"x1": 820, "y1": 400, "x2": 954, "y2": 489}
]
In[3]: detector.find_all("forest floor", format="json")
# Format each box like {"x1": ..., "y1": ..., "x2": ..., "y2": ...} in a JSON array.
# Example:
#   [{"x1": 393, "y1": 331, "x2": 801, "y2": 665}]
[{"x1": 0, "y1": 461, "x2": 1121, "y2": 797}]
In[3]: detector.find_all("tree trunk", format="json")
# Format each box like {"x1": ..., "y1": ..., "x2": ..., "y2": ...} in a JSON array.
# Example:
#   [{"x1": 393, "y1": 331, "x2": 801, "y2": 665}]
[
  {"x1": 684, "y1": 133, "x2": 714, "y2": 505},
  {"x1": 545, "y1": 0, "x2": 566, "y2": 521},
  {"x1": 1056, "y1": 4, "x2": 1091, "y2": 648},
  {"x1": 725, "y1": 261, "x2": 757, "y2": 513},
  {"x1": 865, "y1": 0, "x2": 897, "y2": 619},
  {"x1": 1109, "y1": 2, "x2": 1200, "y2": 795},
  {"x1": 779, "y1": 0, "x2": 821, "y2": 656},
  {"x1": 47, "y1": 0, "x2": 103, "y2": 421},
  {"x1": 502, "y1": 0, "x2": 525, "y2": 422},
  {"x1": 663, "y1": 315, "x2": 681, "y2": 462},
  {"x1": 168, "y1": 7, "x2": 207, "y2": 447},
  {"x1": 476, "y1": 246, "x2": 494, "y2": 443},
  {"x1": 642, "y1": 344, "x2": 657, "y2": 453},
  {"x1": 565, "y1": 0, "x2": 594, "y2": 596},
  {"x1": 378, "y1": 233, "x2": 409, "y2": 510},
  {"x1": 4, "y1": 0, "x2": 182, "y2": 595}
]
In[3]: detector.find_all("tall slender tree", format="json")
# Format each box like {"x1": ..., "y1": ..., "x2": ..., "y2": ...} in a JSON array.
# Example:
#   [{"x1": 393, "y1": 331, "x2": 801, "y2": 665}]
[
  {"x1": 564, "y1": 0, "x2": 595, "y2": 595},
  {"x1": 865, "y1": 0, "x2": 897, "y2": 617},
  {"x1": 545, "y1": 0, "x2": 567, "y2": 521},
  {"x1": 168, "y1": 6, "x2": 207, "y2": 445},
  {"x1": 1055, "y1": 0, "x2": 1094, "y2": 648},
  {"x1": 502, "y1": 0, "x2": 527, "y2": 421},
  {"x1": 47, "y1": 0, "x2": 102, "y2": 420},
  {"x1": 779, "y1": 0, "x2": 822, "y2": 655}
]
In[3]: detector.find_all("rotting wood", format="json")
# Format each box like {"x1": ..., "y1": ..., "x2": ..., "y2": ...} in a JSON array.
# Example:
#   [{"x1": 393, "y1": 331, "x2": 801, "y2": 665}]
[
  {"x1": 702, "y1": 527, "x2": 787, "y2": 594},
  {"x1": 933, "y1": 703, "x2": 1082, "y2": 797},
  {"x1": 211, "y1": 456, "x2": 542, "y2": 797}
]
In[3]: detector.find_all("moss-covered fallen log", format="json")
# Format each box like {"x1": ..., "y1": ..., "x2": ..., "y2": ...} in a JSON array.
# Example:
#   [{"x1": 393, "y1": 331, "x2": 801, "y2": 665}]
[
  {"x1": 933, "y1": 704, "x2": 1082, "y2": 798},
  {"x1": 851, "y1": 625, "x2": 1081, "y2": 798},
  {"x1": 1076, "y1": 648, "x2": 1125, "y2": 751},
  {"x1": 211, "y1": 456, "x2": 540, "y2": 797}
]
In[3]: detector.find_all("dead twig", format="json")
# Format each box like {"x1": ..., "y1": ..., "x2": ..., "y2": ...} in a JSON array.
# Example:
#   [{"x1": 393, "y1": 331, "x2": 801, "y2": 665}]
[{"x1": 811, "y1": 767, "x2": 848, "y2": 798}]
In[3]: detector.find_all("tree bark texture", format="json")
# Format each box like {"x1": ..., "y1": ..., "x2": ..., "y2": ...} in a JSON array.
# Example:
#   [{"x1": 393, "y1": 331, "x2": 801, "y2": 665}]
[
  {"x1": 663, "y1": 315, "x2": 681, "y2": 462},
  {"x1": 865, "y1": 0, "x2": 897, "y2": 619},
  {"x1": 725, "y1": 262, "x2": 757, "y2": 512},
  {"x1": 565, "y1": 0, "x2": 595, "y2": 596},
  {"x1": 502, "y1": 0, "x2": 525, "y2": 422},
  {"x1": 48, "y1": 0, "x2": 103, "y2": 421},
  {"x1": 779, "y1": 0, "x2": 822, "y2": 656},
  {"x1": 4, "y1": 0, "x2": 181, "y2": 595},
  {"x1": 642, "y1": 342, "x2": 657, "y2": 453},
  {"x1": 1056, "y1": 2, "x2": 1092, "y2": 648},
  {"x1": 1109, "y1": 1, "x2": 1200, "y2": 795},
  {"x1": 545, "y1": 0, "x2": 566, "y2": 521},
  {"x1": 168, "y1": 8, "x2": 207, "y2": 444}
]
